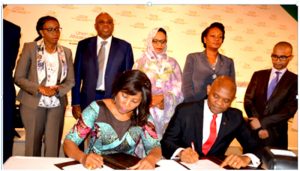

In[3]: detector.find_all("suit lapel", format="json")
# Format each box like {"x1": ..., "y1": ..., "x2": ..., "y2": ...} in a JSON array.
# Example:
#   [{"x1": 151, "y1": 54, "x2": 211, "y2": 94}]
[
  {"x1": 213, "y1": 111, "x2": 229, "y2": 145},
  {"x1": 200, "y1": 52, "x2": 214, "y2": 72},
  {"x1": 268, "y1": 70, "x2": 290, "y2": 101},
  {"x1": 105, "y1": 37, "x2": 116, "y2": 76},
  {"x1": 196, "y1": 102, "x2": 204, "y2": 152},
  {"x1": 88, "y1": 37, "x2": 98, "y2": 70},
  {"x1": 214, "y1": 54, "x2": 224, "y2": 74},
  {"x1": 262, "y1": 70, "x2": 272, "y2": 101}
]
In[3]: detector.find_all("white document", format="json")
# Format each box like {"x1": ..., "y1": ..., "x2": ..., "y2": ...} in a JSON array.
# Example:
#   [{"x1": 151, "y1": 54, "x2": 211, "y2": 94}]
[
  {"x1": 63, "y1": 164, "x2": 114, "y2": 170},
  {"x1": 181, "y1": 159, "x2": 224, "y2": 170},
  {"x1": 270, "y1": 149, "x2": 297, "y2": 157},
  {"x1": 155, "y1": 160, "x2": 189, "y2": 170}
]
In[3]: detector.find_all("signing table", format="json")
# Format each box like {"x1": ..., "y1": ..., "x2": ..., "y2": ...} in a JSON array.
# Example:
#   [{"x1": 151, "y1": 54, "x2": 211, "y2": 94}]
[{"x1": 3, "y1": 156, "x2": 224, "y2": 170}]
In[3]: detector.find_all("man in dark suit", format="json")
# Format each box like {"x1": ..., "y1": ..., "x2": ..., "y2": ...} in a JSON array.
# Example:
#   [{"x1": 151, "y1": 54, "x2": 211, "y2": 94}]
[
  {"x1": 3, "y1": 18, "x2": 21, "y2": 162},
  {"x1": 244, "y1": 41, "x2": 297, "y2": 150},
  {"x1": 161, "y1": 76, "x2": 260, "y2": 169},
  {"x1": 72, "y1": 12, "x2": 134, "y2": 119}
]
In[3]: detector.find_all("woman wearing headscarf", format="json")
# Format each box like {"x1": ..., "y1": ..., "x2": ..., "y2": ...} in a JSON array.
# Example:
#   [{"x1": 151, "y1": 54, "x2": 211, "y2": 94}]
[{"x1": 133, "y1": 27, "x2": 183, "y2": 140}]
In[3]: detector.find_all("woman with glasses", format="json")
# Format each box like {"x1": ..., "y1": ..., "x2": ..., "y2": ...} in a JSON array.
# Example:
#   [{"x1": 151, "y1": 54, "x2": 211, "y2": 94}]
[
  {"x1": 133, "y1": 28, "x2": 183, "y2": 146},
  {"x1": 182, "y1": 22, "x2": 235, "y2": 102},
  {"x1": 14, "y1": 15, "x2": 74, "y2": 157}
]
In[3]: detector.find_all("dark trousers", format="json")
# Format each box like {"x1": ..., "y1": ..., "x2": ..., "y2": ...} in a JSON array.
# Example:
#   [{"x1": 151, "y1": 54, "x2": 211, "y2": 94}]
[{"x1": 3, "y1": 95, "x2": 16, "y2": 163}]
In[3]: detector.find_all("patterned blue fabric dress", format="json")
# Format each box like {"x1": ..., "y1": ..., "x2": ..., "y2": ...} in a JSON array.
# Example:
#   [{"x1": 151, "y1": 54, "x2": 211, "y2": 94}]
[{"x1": 65, "y1": 100, "x2": 161, "y2": 157}]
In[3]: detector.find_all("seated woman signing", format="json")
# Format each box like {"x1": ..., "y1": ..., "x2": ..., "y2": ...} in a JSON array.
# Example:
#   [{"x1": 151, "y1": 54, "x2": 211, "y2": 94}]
[{"x1": 63, "y1": 70, "x2": 162, "y2": 170}]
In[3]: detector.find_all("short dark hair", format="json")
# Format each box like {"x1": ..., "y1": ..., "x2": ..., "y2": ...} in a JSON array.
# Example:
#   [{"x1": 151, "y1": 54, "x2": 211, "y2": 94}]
[
  {"x1": 201, "y1": 22, "x2": 225, "y2": 48},
  {"x1": 34, "y1": 15, "x2": 59, "y2": 41},
  {"x1": 112, "y1": 70, "x2": 152, "y2": 127}
]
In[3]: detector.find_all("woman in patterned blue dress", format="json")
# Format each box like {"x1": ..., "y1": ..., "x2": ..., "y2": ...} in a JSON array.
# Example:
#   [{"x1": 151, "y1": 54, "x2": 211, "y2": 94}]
[{"x1": 63, "y1": 70, "x2": 162, "y2": 170}]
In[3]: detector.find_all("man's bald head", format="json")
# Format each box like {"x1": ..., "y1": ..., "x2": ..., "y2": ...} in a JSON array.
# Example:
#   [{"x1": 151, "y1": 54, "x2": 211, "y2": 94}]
[
  {"x1": 207, "y1": 76, "x2": 236, "y2": 114},
  {"x1": 211, "y1": 76, "x2": 236, "y2": 97}
]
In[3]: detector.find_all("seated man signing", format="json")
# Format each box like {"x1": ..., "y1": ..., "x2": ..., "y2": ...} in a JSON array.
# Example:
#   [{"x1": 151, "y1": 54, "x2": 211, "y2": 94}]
[{"x1": 161, "y1": 76, "x2": 260, "y2": 169}]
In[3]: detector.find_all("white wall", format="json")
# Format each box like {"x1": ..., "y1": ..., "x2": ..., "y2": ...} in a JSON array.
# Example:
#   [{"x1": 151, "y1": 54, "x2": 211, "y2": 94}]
[{"x1": 4, "y1": 4, "x2": 298, "y2": 116}]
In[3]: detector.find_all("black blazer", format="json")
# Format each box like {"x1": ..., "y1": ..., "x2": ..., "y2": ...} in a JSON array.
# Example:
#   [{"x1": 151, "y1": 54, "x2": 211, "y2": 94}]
[
  {"x1": 3, "y1": 19, "x2": 21, "y2": 140},
  {"x1": 244, "y1": 69, "x2": 298, "y2": 149},
  {"x1": 3, "y1": 20, "x2": 20, "y2": 104},
  {"x1": 161, "y1": 100, "x2": 258, "y2": 159},
  {"x1": 72, "y1": 36, "x2": 134, "y2": 109},
  {"x1": 3, "y1": 18, "x2": 21, "y2": 163}
]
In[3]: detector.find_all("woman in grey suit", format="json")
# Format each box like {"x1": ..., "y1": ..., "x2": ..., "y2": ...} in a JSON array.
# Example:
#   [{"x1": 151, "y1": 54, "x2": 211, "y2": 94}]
[
  {"x1": 14, "y1": 16, "x2": 74, "y2": 157},
  {"x1": 182, "y1": 22, "x2": 235, "y2": 102}
]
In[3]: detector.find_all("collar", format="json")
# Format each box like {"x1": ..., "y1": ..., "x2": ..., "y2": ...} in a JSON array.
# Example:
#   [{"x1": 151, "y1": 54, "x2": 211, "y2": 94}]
[
  {"x1": 271, "y1": 67, "x2": 287, "y2": 75},
  {"x1": 97, "y1": 35, "x2": 112, "y2": 45}
]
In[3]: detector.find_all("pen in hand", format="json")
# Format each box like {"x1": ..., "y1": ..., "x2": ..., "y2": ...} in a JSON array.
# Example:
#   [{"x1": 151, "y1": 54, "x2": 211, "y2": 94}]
[{"x1": 191, "y1": 141, "x2": 195, "y2": 151}]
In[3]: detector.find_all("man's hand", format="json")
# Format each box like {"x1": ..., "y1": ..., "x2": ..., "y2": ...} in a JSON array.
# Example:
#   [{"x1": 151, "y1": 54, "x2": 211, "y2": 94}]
[
  {"x1": 220, "y1": 154, "x2": 251, "y2": 169},
  {"x1": 72, "y1": 105, "x2": 82, "y2": 119},
  {"x1": 248, "y1": 117, "x2": 261, "y2": 130},
  {"x1": 258, "y1": 129, "x2": 269, "y2": 139},
  {"x1": 180, "y1": 147, "x2": 199, "y2": 163}
]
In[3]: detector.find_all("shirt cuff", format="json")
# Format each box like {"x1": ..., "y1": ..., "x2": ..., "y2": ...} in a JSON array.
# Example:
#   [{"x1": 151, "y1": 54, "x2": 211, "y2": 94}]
[
  {"x1": 243, "y1": 153, "x2": 261, "y2": 167},
  {"x1": 170, "y1": 148, "x2": 185, "y2": 160}
]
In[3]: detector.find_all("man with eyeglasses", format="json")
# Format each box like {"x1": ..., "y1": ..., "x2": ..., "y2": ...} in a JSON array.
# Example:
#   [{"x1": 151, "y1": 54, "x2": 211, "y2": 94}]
[{"x1": 244, "y1": 41, "x2": 297, "y2": 149}]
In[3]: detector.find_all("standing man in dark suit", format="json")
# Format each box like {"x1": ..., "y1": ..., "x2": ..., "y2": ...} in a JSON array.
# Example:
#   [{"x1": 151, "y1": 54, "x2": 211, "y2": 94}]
[
  {"x1": 72, "y1": 12, "x2": 134, "y2": 119},
  {"x1": 244, "y1": 41, "x2": 297, "y2": 150},
  {"x1": 3, "y1": 17, "x2": 21, "y2": 162},
  {"x1": 161, "y1": 76, "x2": 260, "y2": 169}
]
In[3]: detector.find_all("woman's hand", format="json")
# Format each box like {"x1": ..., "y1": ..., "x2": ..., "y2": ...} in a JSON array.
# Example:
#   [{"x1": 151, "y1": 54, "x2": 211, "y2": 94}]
[
  {"x1": 151, "y1": 94, "x2": 164, "y2": 109},
  {"x1": 129, "y1": 147, "x2": 161, "y2": 170},
  {"x1": 81, "y1": 153, "x2": 104, "y2": 170},
  {"x1": 38, "y1": 85, "x2": 58, "y2": 96},
  {"x1": 128, "y1": 155, "x2": 156, "y2": 170}
]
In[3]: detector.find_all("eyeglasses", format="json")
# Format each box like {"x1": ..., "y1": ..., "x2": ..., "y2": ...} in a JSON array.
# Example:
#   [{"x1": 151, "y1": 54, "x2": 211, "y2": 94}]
[
  {"x1": 152, "y1": 39, "x2": 167, "y2": 45},
  {"x1": 42, "y1": 27, "x2": 62, "y2": 33},
  {"x1": 271, "y1": 54, "x2": 292, "y2": 61},
  {"x1": 97, "y1": 20, "x2": 113, "y2": 25}
]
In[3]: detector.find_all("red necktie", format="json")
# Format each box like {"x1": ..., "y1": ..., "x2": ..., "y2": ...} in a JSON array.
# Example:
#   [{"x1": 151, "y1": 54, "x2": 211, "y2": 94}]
[{"x1": 202, "y1": 114, "x2": 217, "y2": 155}]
